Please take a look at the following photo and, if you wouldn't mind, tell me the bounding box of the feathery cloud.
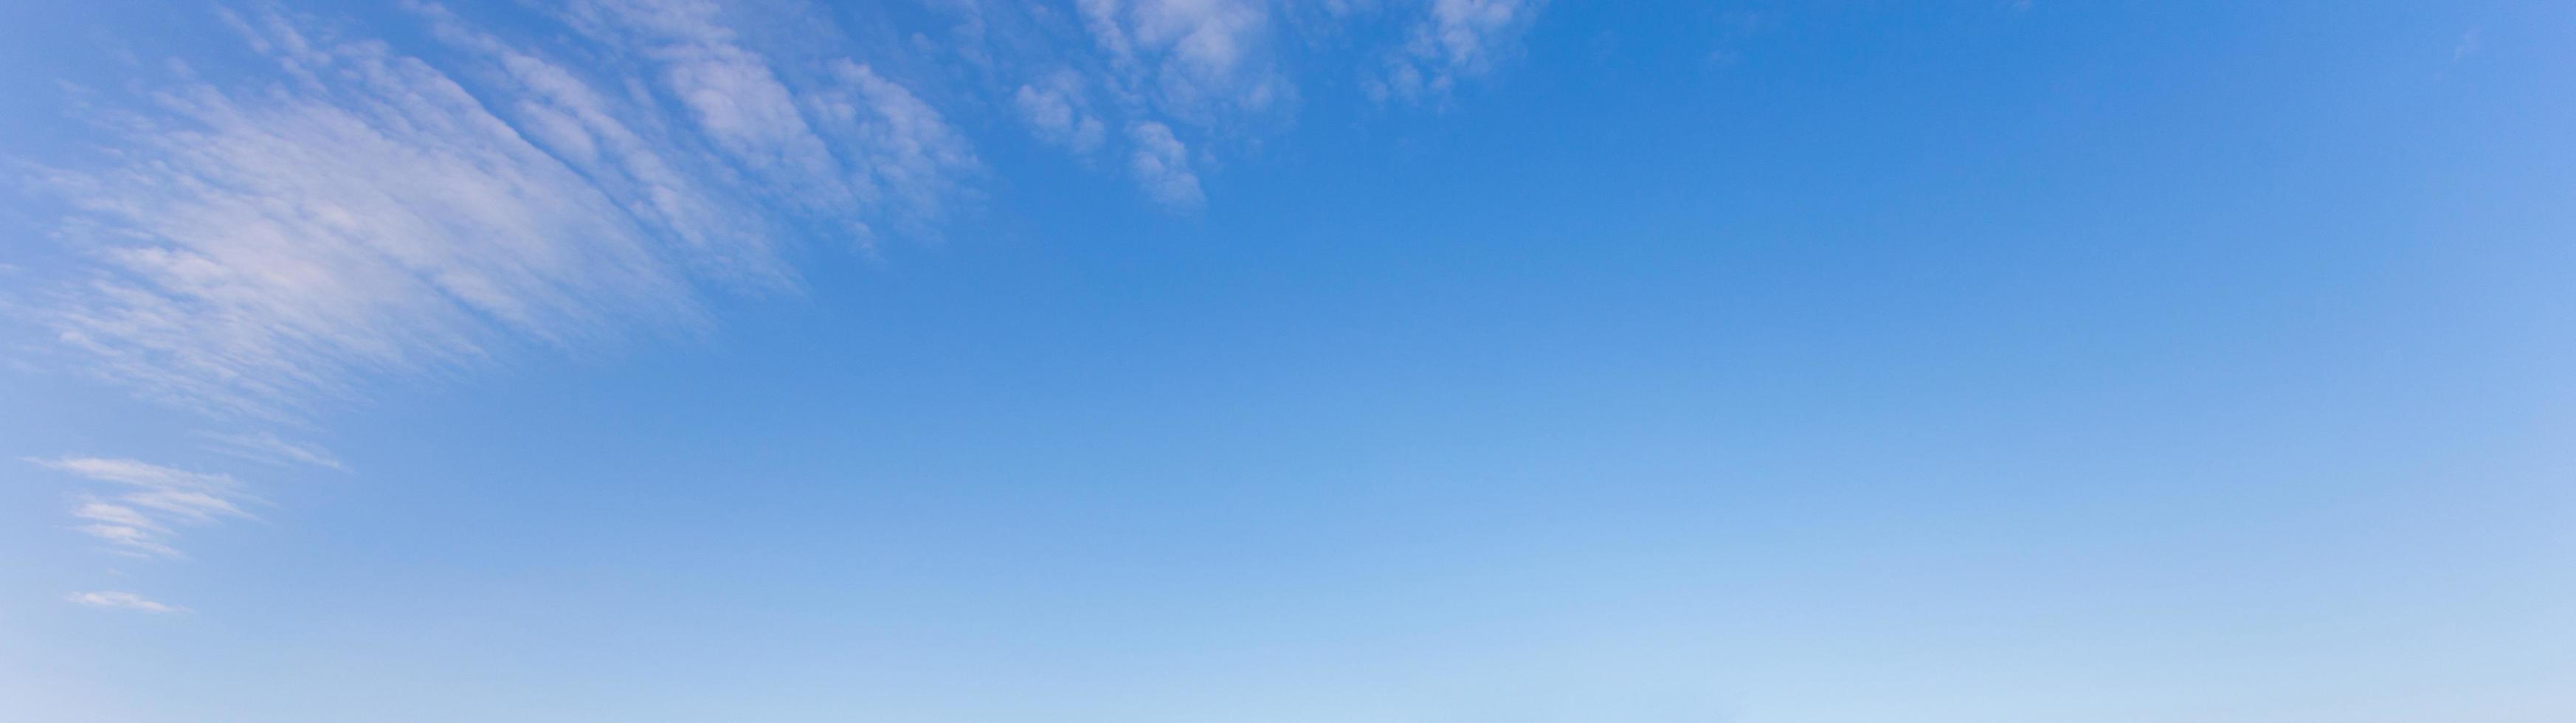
[16,0,1557,609]
[30,3,1559,420]
[32,3,978,418]
[32,457,239,493]
[32,457,258,559]
[196,431,348,471]
[65,590,185,614]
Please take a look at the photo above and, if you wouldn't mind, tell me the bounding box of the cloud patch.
[1078,0,1282,120]
[1015,69,1108,154]
[1125,121,1204,209]
[1373,0,1546,103]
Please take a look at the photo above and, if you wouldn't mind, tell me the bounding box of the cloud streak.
[66,590,186,614]
[196,430,348,471]
[33,457,258,559]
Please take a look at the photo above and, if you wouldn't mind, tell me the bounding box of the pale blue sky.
[3,1,2574,722]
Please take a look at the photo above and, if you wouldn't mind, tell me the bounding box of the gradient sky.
[3,1,2573,722]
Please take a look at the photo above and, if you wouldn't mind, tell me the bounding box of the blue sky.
[2,1,2573,721]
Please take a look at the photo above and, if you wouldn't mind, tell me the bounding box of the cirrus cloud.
[14,1,1553,608]
[32,457,258,560]
[66,590,187,614]
[32,1,980,419]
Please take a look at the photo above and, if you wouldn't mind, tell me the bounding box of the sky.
[1,0,2572,721]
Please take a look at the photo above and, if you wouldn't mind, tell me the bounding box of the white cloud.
[413,0,776,283]
[1374,0,1544,103]
[16,0,1563,605]
[69,502,184,559]
[1084,0,1278,117]
[120,489,254,524]
[75,525,184,560]
[65,590,184,614]
[1071,0,1288,131]
[32,4,980,418]
[913,1,1550,204]
[72,502,163,530]
[1126,121,1204,208]
[18,0,1569,423]
[568,0,867,220]
[809,60,981,236]
[196,430,348,471]
[1015,69,1108,154]
[41,24,693,418]
[33,457,258,559]
[32,457,238,492]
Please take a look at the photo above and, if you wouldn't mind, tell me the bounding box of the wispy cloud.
[65,590,186,614]
[69,516,183,560]
[31,457,241,493]
[71,502,164,530]
[27,3,1560,421]
[13,1,1559,614]
[32,3,979,418]
[32,457,258,559]
[196,431,348,472]
[24,2,1559,423]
